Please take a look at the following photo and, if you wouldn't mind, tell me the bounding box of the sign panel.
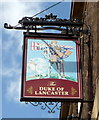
[21,33,82,102]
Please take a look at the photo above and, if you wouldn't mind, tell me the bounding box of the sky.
[1,0,71,119]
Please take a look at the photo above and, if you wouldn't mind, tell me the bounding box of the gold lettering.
[35,87,69,96]
[35,91,38,95]
[56,87,64,91]
[39,87,43,91]
[65,91,69,95]
[39,87,55,91]
[54,91,58,95]
[51,91,55,95]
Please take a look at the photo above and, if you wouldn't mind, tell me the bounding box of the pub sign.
[21,33,82,102]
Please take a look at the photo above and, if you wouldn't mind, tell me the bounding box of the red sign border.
[20,32,82,102]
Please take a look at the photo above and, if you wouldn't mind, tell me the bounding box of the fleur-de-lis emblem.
[71,87,77,96]
[27,86,33,95]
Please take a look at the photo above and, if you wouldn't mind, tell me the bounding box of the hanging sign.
[21,33,82,102]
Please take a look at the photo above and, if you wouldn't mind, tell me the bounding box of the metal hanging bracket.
[4,13,84,37]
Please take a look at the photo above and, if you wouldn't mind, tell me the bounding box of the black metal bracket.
[24,99,93,114]
[25,102,61,113]
[4,13,86,37]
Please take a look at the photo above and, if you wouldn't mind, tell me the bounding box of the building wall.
[91,79,99,119]
[71,2,99,119]
[60,2,99,119]
[82,2,99,119]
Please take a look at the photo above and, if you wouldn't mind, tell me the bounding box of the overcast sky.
[1,0,71,119]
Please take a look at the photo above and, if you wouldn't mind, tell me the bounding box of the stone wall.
[60,2,99,119]
[81,2,99,119]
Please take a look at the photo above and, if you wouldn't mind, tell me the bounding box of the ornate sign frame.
[20,32,82,102]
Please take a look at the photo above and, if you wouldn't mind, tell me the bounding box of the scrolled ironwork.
[28,102,61,113]
[30,102,42,106]
[4,13,83,36]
